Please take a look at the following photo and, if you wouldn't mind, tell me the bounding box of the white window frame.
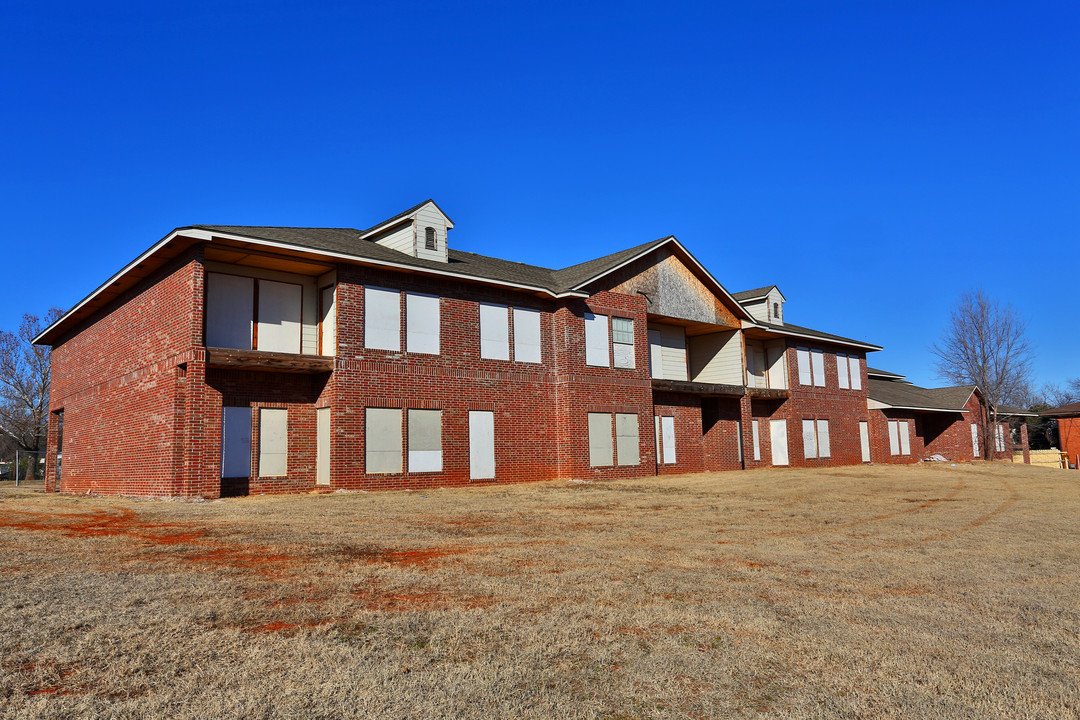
[612,317,635,369]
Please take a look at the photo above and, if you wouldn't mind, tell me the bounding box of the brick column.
[1020,423,1031,465]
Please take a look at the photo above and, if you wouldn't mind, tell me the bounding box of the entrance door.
[769,419,789,466]
[859,421,871,462]
[221,407,252,496]
[316,407,330,485]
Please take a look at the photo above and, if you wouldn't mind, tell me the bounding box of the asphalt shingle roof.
[868,379,974,412]
[1040,401,1080,417]
[731,286,777,301]
[752,320,879,350]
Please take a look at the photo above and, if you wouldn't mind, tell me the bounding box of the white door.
[469,411,495,480]
[769,420,789,466]
[971,423,980,457]
[859,421,871,462]
[222,407,252,477]
[661,416,676,464]
[316,407,330,485]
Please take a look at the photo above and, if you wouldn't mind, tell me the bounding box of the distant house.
[1040,402,1080,468]
[866,368,1030,462]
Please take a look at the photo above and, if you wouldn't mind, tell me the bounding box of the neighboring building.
[47,198,1031,499]
[1040,402,1080,468]
[866,369,1026,462]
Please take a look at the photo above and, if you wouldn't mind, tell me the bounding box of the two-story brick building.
[36,199,921,498]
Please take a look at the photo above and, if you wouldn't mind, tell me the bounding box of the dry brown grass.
[1,463,1078,719]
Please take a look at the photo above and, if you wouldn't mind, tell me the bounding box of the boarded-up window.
[316,407,330,485]
[588,413,614,467]
[770,420,788,466]
[406,292,440,355]
[584,313,610,367]
[971,423,979,456]
[796,348,812,386]
[995,425,1005,452]
[365,287,400,351]
[837,353,850,389]
[859,421,870,462]
[206,273,254,349]
[848,356,862,390]
[480,303,509,360]
[811,349,825,387]
[408,409,442,472]
[221,406,252,477]
[320,285,336,356]
[752,420,761,461]
[615,413,639,466]
[816,419,831,458]
[612,317,635,369]
[469,411,495,479]
[660,416,676,465]
[258,280,302,354]
[258,408,288,477]
[513,308,542,363]
[898,420,911,455]
[366,408,402,474]
[888,420,901,455]
[802,419,818,459]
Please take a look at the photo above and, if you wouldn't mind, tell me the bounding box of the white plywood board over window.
[206,273,253,349]
[365,287,400,351]
[258,280,302,354]
[615,413,640,466]
[408,409,443,472]
[588,413,614,467]
[316,407,330,485]
[513,308,542,363]
[480,304,510,360]
[469,411,495,479]
[259,408,288,477]
[584,313,610,367]
[366,408,402,474]
[406,292,440,355]
[770,420,789,466]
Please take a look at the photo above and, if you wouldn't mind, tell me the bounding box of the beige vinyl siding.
[205,262,320,355]
[414,205,449,263]
[647,323,688,381]
[689,330,742,385]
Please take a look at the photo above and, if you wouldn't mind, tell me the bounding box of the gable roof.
[867,367,905,380]
[868,379,974,413]
[732,285,786,303]
[1040,401,1080,418]
[358,199,454,238]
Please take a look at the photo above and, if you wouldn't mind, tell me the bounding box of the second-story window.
[773,302,779,320]
[425,226,437,251]
[795,347,826,387]
[206,272,301,354]
[584,313,610,367]
[480,304,542,363]
[612,317,635,369]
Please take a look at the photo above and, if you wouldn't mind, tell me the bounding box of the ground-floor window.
[588,413,614,467]
[769,420,789,466]
[751,420,761,461]
[588,413,641,467]
[994,425,1005,452]
[366,408,402,474]
[469,411,495,480]
[802,419,831,459]
[888,420,911,456]
[258,408,288,477]
[408,409,443,472]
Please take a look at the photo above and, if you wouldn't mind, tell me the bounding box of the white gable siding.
[414,205,449,263]
[743,299,769,323]
[370,222,414,256]
[766,289,784,324]
[689,330,742,385]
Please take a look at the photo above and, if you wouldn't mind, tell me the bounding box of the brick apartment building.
[34,200,1022,497]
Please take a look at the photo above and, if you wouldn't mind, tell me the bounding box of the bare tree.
[0,310,62,453]
[931,290,1034,460]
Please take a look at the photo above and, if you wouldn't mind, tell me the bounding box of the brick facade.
[38,212,1028,498]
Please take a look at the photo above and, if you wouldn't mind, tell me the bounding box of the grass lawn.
[1,463,1078,719]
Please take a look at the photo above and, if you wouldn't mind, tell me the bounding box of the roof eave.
[744,321,883,352]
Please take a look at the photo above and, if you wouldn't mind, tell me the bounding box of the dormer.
[359,200,453,263]
[734,285,786,325]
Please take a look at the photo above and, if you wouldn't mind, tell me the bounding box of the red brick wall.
[46,249,204,495]
[1059,418,1080,465]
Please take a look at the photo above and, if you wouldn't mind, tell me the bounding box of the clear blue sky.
[2,0,1077,389]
